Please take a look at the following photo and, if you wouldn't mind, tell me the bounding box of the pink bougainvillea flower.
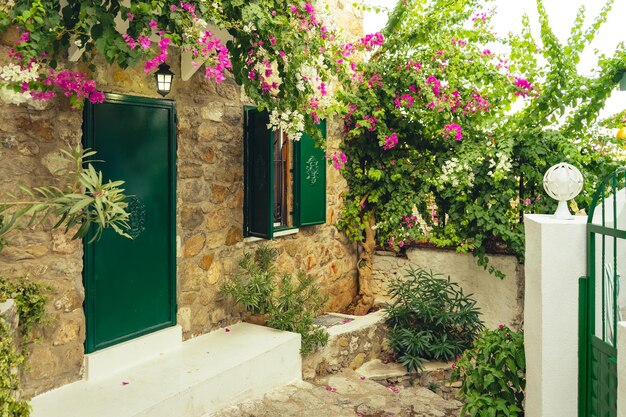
[137,36,151,50]
[359,32,384,50]
[225,327,231,332]
[327,152,347,170]
[383,132,398,150]
[122,381,130,385]
[498,324,504,329]
[387,386,400,393]
[360,376,366,381]
[514,77,534,97]
[451,363,456,369]
[89,91,106,104]
[18,31,30,44]
[122,34,136,50]
[325,386,336,392]
[443,123,463,141]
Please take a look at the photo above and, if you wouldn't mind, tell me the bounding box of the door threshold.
[85,325,182,381]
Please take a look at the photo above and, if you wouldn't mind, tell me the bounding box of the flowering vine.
[336,0,624,313]
[0,0,359,143]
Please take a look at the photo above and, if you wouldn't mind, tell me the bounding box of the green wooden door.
[83,94,177,353]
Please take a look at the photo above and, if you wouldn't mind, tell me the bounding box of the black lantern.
[155,63,174,97]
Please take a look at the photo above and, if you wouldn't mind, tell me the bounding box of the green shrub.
[385,267,484,372]
[266,271,329,355]
[221,244,329,355]
[221,245,277,315]
[451,325,526,417]
[0,276,47,417]
[0,277,47,336]
[0,321,30,417]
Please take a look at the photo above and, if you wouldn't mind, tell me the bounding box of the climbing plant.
[0,0,359,144]
[0,276,48,417]
[0,321,30,417]
[335,0,625,313]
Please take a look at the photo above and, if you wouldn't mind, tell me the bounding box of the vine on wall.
[0,0,366,144]
[0,276,47,417]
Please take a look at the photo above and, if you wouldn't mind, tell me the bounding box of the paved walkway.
[213,369,462,417]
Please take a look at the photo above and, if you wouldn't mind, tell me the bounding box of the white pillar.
[524,214,587,417]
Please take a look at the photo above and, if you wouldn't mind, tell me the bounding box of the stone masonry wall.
[372,247,525,330]
[0,4,363,397]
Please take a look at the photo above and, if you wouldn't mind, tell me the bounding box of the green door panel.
[588,336,617,417]
[83,94,177,353]
[296,121,326,227]
[244,108,274,239]
[580,170,624,417]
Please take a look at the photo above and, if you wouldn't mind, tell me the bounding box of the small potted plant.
[220,244,329,355]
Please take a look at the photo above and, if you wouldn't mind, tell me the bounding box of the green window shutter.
[296,121,327,227]
[244,108,274,239]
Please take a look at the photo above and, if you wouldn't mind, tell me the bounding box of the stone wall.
[0,5,363,397]
[372,247,524,330]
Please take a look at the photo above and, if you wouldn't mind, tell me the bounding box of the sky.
[363,0,626,120]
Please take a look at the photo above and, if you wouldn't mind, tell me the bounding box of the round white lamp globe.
[543,162,584,219]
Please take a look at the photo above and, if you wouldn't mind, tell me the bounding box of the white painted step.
[30,323,302,417]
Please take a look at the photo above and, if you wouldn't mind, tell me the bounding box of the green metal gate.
[579,168,624,417]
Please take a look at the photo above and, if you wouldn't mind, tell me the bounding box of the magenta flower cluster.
[383,132,398,150]
[327,151,347,170]
[395,93,415,108]
[514,77,534,97]
[359,32,385,51]
[29,69,105,106]
[443,123,463,141]
[144,37,171,73]
[122,33,151,51]
[199,32,232,83]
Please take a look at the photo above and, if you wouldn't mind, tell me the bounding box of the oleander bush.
[385,267,484,372]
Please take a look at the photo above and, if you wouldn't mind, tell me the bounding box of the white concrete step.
[30,323,302,417]
[86,325,184,382]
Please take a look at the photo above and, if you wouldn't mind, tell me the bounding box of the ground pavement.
[212,369,462,417]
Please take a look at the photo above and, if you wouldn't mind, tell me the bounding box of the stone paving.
[212,369,462,417]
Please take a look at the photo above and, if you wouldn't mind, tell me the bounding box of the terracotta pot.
[244,312,270,326]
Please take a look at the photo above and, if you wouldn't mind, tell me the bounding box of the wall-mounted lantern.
[155,63,174,97]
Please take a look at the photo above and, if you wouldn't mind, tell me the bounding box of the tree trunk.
[353,211,376,315]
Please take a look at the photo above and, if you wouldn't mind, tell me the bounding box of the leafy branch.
[0,146,130,251]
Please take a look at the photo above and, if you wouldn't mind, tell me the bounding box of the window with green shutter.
[244,108,326,239]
